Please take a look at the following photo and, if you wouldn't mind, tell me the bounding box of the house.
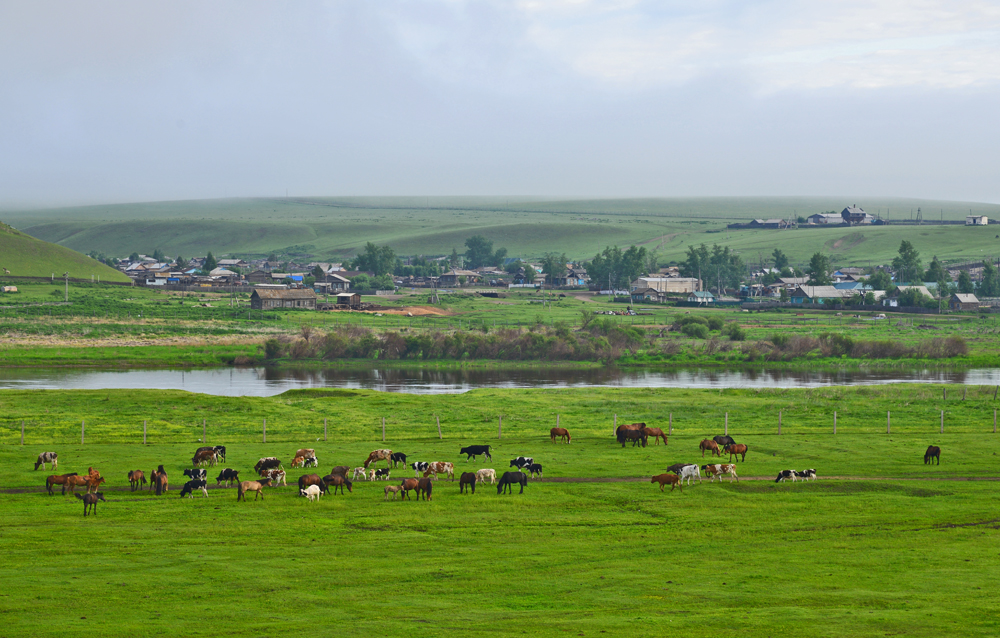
[632,288,661,302]
[439,269,480,286]
[247,270,270,284]
[335,292,361,308]
[789,286,855,304]
[807,213,844,225]
[777,276,809,288]
[631,277,700,294]
[841,206,873,225]
[687,291,714,304]
[552,268,590,286]
[751,218,792,229]
[323,273,351,291]
[209,267,238,278]
[949,293,980,311]
[882,285,934,307]
[217,259,248,269]
[249,288,317,310]
[966,215,989,226]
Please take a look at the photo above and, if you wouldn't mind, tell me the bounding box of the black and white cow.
[255,457,282,475]
[795,469,817,481]
[460,445,492,461]
[183,468,207,481]
[213,445,227,462]
[390,452,407,468]
[180,479,208,498]
[526,463,543,478]
[374,468,390,480]
[411,461,429,477]
[509,456,533,469]
[215,468,239,487]
[303,456,319,468]
[775,470,796,483]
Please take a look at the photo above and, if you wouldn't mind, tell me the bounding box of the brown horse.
[45,472,78,495]
[326,474,352,495]
[75,492,106,516]
[550,427,571,444]
[700,439,721,457]
[153,465,169,495]
[616,423,647,447]
[329,466,350,477]
[127,470,146,491]
[924,445,941,465]
[63,474,104,494]
[724,443,748,462]
[643,427,667,445]
[399,478,419,500]
[459,472,476,494]
[416,477,433,501]
[237,478,272,501]
[650,473,682,492]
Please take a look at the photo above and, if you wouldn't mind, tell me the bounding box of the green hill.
[0,221,129,282]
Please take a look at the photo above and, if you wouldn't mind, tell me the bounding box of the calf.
[215,468,240,487]
[924,446,941,465]
[303,456,319,468]
[701,464,738,483]
[422,462,455,481]
[260,469,286,486]
[509,457,533,470]
[475,468,497,485]
[183,468,207,481]
[795,469,817,481]
[34,451,58,471]
[411,461,430,477]
[195,446,226,463]
[300,484,322,502]
[460,445,493,461]
[459,472,477,494]
[290,456,307,469]
[390,452,407,468]
[254,457,282,475]
[75,492,105,516]
[526,463,543,478]
[374,468,390,480]
[352,467,368,481]
[237,478,271,501]
[180,479,209,498]
[497,471,527,495]
[677,464,701,486]
[650,474,682,492]
[775,470,796,483]
[384,485,403,501]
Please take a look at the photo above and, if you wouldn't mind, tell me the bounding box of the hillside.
[0,221,128,282]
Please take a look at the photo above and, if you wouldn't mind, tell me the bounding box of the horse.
[497,471,527,495]
[700,439,721,457]
[237,478,272,501]
[399,478,420,500]
[550,427,571,443]
[63,474,103,495]
[298,474,328,495]
[384,485,404,500]
[924,445,941,465]
[650,474,682,492]
[723,443,748,463]
[326,474,352,495]
[643,427,667,445]
[153,466,169,495]
[45,472,78,495]
[34,452,58,471]
[459,472,477,494]
[615,423,647,448]
[416,477,433,501]
[329,466,350,478]
[127,470,146,491]
[75,492,105,516]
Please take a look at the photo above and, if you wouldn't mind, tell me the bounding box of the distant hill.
[0,221,128,282]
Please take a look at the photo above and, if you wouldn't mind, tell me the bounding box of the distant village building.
[250,288,317,310]
[841,206,874,225]
[949,293,979,311]
[966,215,989,226]
[630,277,700,294]
[807,213,844,225]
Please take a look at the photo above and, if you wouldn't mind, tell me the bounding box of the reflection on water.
[0,366,998,397]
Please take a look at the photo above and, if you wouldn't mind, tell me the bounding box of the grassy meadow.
[0,222,128,281]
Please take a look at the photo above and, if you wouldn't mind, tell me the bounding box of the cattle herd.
[29,430,946,515]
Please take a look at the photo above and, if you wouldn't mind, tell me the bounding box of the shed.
[966,215,989,226]
[949,293,979,311]
[335,292,361,307]
[250,288,317,310]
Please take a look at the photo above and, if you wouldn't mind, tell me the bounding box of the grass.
[0,222,128,281]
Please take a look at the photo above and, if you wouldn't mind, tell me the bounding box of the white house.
[966,215,989,226]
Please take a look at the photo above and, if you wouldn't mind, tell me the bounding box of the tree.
[779,266,792,278]
[645,250,660,275]
[175,255,188,270]
[679,244,744,292]
[867,270,893,292]
[772,249,789,271]
[779,287,789,302]
[679,244,710,284]
[979,261,1000,297]
[864,291,876,305]
[892,240,922,285]
[152,248,165,262]
[897,287,932,307]
[449,248,462,270]
[806,252,832,286]
[958,270,974,294]
[204,252,218,271]
[129,252,140,262]
[312,265,326,279]
[924,256,946,282]
[352,242,396,276]
[540,253,568,283]
[464,235,494,269]
[267,253,278,262]
[584,245,648,290]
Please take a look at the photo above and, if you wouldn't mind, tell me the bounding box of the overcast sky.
[2,0,999,207]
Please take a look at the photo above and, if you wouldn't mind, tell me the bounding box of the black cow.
[374,468,390,480]
[775,470,796,483]
[509,457,533,469]
[215,468,239,487]
[713,435,736,448]
[411,461,429,477]
[460,445,492,461]
[180,479,208,498]
[183,468,207,481]
[498,471,527,495]
[390,453,407,468]
[254,457,281,475]
[526,463,543,478]
[213,445,227,462]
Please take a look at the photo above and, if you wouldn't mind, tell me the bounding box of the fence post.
[556,414,560,429]
[887,411,891,434]
[498,415,502,439]
[324,418,327,442]
[263,418,266,443]
[941,410,944,434]
[81,420,85,444]
[668,413,672,435]
[833,411,837,435]
[382,417,386,442]
[437,415,442,439]
[21,420,24,445]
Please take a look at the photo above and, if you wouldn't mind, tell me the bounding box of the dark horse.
[924,445,941,465]
[616,423,647,448]
[497,471,527,495]
[75,492,105,517]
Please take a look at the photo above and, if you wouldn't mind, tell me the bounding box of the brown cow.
[650,474,682,492]
[459,472,476,494]
[416,477,433,501]
[701,464,738,482]
[400,478,420,500]
[723,443,748,462]
[237,478,271,501]
[924,446,941,465]
[127,470,146,491]
[700,439,721,457]
[422,462,455,480]
[550,427,571,443]
[45,472,78,495]
[363,449,393,469]
[192,449,217,467]
[290,456,306,468]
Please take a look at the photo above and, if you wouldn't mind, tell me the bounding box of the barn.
[250,288,317,310]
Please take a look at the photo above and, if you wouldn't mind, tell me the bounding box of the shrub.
[723,322,746,341]
[707,316,724,331]
[681,323,709,339]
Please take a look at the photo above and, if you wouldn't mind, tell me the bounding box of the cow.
[550,428,571,444]
[399,478,420,500]
[303,456,319,468]
[411,461,430,477]
[390,452,407,468]
[384,485,403,501]
[498,471,527,495]
[180,479,209,498]
[75,492,105,516]
[237,478,271,501]
[326,474,352,495]
[298,474,328,495]
[701,464,738,483]
[775,470,796,483]
[127,470,146,491]
[700,439,721,458]
[475,468,497,485]
[363,449,392,469]
[300,485,322,502]
[215,468,240,487]
[677,464,701,486]
[924,446,941,465]
[460,445,493,461]
[192,449,217,467]
[183,468,207,481]
[423,462,455,481]
[290,456,307,469]
[45,472,78,495]
[295,448,315,460]
[254,457,282,475]
[526,463,543,478]
[260,469,286,486]
[615,423,647,447]
[796,469,817,481]
[713,435,736,448]
[416,477,433,501]
[352,467,368,481]
[666,463,691,474]
[650,474,682,492]
[195,446,226,463]
[329,466,350,478]
[723,443,748,463]
[509,457,533,469]
[374,468,390,480]
[459,472,476,494]
[34,452,58,471]
[643,427,667,445]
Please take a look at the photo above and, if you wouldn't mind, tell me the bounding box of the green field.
[2,385,1000,637]
[0,222,128,282]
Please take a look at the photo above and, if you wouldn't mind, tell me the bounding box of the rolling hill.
[0,221,129,282]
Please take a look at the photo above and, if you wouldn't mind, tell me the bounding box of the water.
[0,366,998,397]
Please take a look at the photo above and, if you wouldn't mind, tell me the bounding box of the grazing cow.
[795,469,817,481]
[363,449,393,469]
[75,492,105,516]
[925,446,941,465]
[298,474,328,495]
[643,427,667,445]
[650,473,682,492]
[509,457,533,469]
[45,472,78,495]
[416,477,433,501]
[260,469,287,486]
[497,471,527,495]
[677,464,701,486]
[700,439,721,458]
[526,463,543,478]
[303,456,319,468]
[237,478,271,501]
[374,468,390,480]
[127,470,146,491]
[666,463,691,474]
[475,468,497,485]
[713,435,736,448]
[192,449,217,467]
[384,485,403,501]
[183,468,207,481]
[723,443,748,463]
[290,456,307,469]
[153,466,169,495]
[615,423,647,447]
[254,457,282,475]
[460,445,493,461]
[34,452,58,471]
[411,461,430,477]
[295,448,316,460]
[195,446,226,462]
[390,452,407,468]
[701,464,738,483]
[300,485,322,502]
[775,470,796,483]
[329,466,350,478]
[352,467,368,481]
[180,479,209,498]
[399,478,420,500]
[215,468,240,487]
[422,462,455,481]
[550,428,571,444]
[327,474,352,495]
[459,472,477,494]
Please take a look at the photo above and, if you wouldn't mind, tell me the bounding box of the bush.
[681,323,709,339]
[707,316,724,331]
[722,322,746,341]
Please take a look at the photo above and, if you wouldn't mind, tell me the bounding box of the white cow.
[300,484,322,502]
[678,464,701,486]
[701,464,738,483]
[475,468,497,485]
[352,467,368,481]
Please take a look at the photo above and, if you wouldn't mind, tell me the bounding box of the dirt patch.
[829,232,866,251]
[378,306,456,317]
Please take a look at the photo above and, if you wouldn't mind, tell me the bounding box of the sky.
[1,0,999,206]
